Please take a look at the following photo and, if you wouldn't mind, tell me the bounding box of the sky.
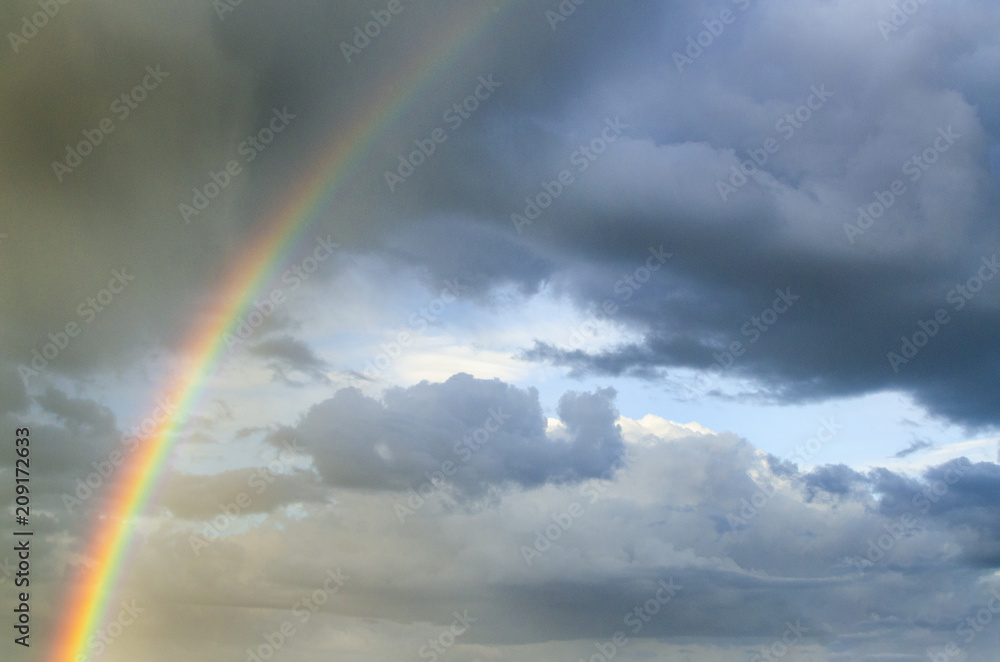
[2,0,1000,661]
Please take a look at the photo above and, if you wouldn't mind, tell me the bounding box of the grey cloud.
[0,364,28,416]
[803,463,866,500]
[5,0,997,435]
[35,387,116,434]
[275,373,624,498]
[160,467,328,520]
[118,414,1000,660]
[358,0,1000,432]
[894,437,934,458]
[248,334,330,384]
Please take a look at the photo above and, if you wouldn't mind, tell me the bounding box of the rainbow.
[48,3,519,660]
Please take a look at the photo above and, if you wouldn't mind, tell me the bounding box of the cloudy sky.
[2,0,1000,660]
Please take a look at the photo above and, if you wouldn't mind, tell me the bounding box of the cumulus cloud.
[270,373,624,499]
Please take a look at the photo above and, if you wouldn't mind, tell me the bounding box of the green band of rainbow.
[49,4,517,660]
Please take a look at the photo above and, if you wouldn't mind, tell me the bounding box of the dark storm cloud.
[814,457,1000,569]
[354,0,1000,432]
[35,387,117,434]
[802,463,866,500]
[2,0,998,438]
[380,217,554,301]
[270,372,624,498]
[444,3,1000,434]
